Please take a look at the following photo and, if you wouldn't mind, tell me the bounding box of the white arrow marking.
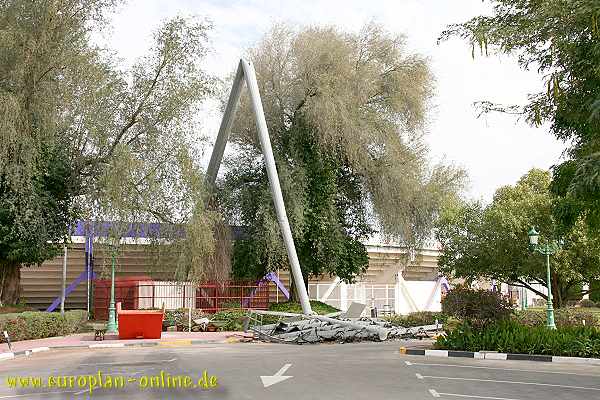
[405,361,412,366]
[260,363,293,388]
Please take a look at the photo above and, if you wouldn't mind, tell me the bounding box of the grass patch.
[268,300,339,315]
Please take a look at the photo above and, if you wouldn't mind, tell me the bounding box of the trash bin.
[116,302,164,339]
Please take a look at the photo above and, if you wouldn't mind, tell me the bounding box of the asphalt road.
[1,341,600,399]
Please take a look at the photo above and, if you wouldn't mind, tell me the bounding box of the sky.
[99,0,567,203]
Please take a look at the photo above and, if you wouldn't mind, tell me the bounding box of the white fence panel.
[310,280,441,315]
[396,281,441,315]
[136,281,196,310]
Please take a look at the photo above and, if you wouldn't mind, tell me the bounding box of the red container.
[116,302,164,339]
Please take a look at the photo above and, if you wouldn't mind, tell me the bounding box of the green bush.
[210,310,247,331]
[442,286,513,328]
[385,312,447,327]
[163,308,207,330]
[436,319,600,358]
[0,310,87,342]
[515,308,599,327]
[268,301,339,315]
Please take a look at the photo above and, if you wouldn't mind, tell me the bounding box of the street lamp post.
[106,251,118,333]
[527,227,560,330]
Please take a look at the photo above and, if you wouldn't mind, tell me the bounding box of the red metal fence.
[93,278,270,320]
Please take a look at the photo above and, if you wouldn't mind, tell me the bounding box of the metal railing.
[93,279,270,320]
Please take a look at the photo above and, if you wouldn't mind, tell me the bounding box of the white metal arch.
[206,59,313,315]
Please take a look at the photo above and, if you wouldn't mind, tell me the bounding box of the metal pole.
[188,285,192,333]
[241,60,313,315]
[545,248,556,329]
[60,244,67,315]
[106,252,118,333]
[206,62,245,187]
[86,237,91,318]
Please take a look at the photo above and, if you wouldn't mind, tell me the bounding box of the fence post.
[340,282,348,311]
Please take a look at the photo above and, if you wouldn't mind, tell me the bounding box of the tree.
[0,0,221,303]
[438,0,600,233]
[219,23,465,289]
[436,169,600,307]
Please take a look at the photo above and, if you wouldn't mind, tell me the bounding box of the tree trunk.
[0,260,21,306]
[287,268,310,304]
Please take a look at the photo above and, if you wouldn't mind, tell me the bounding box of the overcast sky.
[101,0,567,203]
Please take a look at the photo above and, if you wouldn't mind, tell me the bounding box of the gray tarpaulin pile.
[244,305,442,344]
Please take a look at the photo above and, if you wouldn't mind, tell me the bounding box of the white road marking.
[429,388,441,397]
[79,358,176,366]
[435,393,521,400]
[420,375,600,391]
[416,373,424,379]
[74,389,89,395]
[260,363,293,388]
[0,391,76,399]
[405,361,600,377]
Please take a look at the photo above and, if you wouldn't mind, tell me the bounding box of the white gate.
[309,276,443,315]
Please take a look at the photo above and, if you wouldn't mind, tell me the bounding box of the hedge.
[436,319,600,358]
[0,310,87,342]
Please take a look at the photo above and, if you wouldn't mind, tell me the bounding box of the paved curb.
[0,337,249,363]
[399,347,600,365]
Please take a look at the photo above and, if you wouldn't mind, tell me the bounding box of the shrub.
[579,299,597,308]
[385,312,447,327]
[442,286,513,328]
[436,319,600,358]
[515,309,599,327]
[163,308,207,330]
[210,310,247,331]
[0,310,87,342]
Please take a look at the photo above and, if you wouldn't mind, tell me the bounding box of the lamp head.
[528,227,539,246]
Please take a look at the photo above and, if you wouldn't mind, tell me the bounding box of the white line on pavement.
[416,373,424,379]
[420,375,600,391]
[0,391,76,399]
[406,361,600,377]
[429,389,441,397]
[435,392,522,400]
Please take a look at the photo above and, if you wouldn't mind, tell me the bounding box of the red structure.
[93,278,270,320]
[116,302,164,339]
[93,276,151,320]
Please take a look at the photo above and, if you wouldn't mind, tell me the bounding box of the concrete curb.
[400,347,600,365]
[0,337,248,362]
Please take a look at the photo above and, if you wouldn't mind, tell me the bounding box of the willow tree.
[438,0,600,234]
[218,23,464,288]
[0,0,222,304]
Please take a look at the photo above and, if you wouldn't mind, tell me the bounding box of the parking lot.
[1,341,600,399]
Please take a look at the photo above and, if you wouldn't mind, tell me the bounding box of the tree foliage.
[219,23,465,284]
[436,169,600,307]
[439,0,600,232]
[0,0,223,302]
